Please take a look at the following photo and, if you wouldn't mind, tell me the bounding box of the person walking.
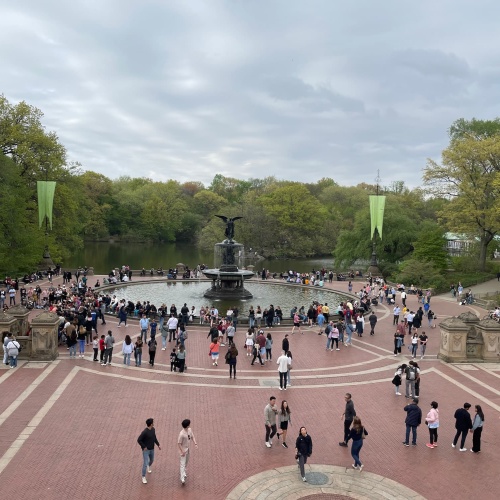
[470,405,484,453]
[265,333,273,362]
[77,324,86,359]
[139,314,150,343]
[346,416,368,470]
[286,350,293,386]
[282,334,289,355]
[209,337,220,367]
[403,398,422,446]
[276,400,292,448]
[101,330,114,365]
[167,314,178,343]
[452,403,473,451]
[419,332,428,359]
[264,396,278,448]
[122,334,133,366]
[291,312,302,335]
[425,401,439,448]
[134,336,143,366]
[344,320,354,346]
[137,417,161,484]
[394,330,404,356]
[295,426,312,482]
[339,393,356,447]
[176,345,186,373]
[148,337,157,367]
[410,333,419,358]
[368,312,377,336]
[227,343,238,379]
[277,351,291,390]
[177,419,198,485]
[393,304,401,325]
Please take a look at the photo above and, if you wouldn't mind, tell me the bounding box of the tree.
[0,95,67,180]
[424,119,500,270]
[333,198,418,268]
[411,221,448,270]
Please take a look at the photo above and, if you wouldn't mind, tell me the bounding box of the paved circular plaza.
[0,276,499,499]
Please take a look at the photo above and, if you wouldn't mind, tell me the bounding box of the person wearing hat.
[403,398,422,446]
[452,403,473,451]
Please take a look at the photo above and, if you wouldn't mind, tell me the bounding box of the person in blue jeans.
[403,398,422,446]
[137,418,161,484]
[346,416,368,470]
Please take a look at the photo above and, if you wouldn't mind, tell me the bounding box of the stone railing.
[438,311,500,363]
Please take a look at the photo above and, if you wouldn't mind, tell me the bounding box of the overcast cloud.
[1,0,499,188]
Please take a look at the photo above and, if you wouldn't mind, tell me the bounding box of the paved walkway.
[1,275,499,499]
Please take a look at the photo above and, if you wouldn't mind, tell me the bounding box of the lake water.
[65,242,335,275]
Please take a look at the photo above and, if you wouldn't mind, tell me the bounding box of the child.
[170,347,177,372]
[92,335,99,361]
[148,336,157,367]
[99,335,105,363]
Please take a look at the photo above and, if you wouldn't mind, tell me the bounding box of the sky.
[1,0,499,189]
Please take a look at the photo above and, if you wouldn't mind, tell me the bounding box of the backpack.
[149,341,156,352]
[407,366,416,380]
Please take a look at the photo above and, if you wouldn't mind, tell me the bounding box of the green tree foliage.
[258,183,329,257]
[0,154,45,273]
[0,95,67,180]
[424,118,500,271]
[411,221,448,270]
[333,196,418,268]
[394,259,447,290]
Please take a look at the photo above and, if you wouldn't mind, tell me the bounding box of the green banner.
[369,195,386,239]
[37,181,57,229]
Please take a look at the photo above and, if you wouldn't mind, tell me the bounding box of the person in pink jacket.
[425,401,439,448]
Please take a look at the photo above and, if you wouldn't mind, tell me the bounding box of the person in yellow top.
[322,303,330,323]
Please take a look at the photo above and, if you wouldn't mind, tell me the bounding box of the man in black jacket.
[137,418,161,484]
[403,398,422,446]
[339,393,356,447]
[452,402,473,451]
[282,334,289,354]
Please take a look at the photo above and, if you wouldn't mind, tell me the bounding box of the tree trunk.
[479,233,493,272]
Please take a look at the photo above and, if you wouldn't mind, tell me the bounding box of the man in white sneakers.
[177,418,198,485]
[264,396,278,447]
[137,418,161,484]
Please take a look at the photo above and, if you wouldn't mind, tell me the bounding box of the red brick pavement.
[0,277,498,499]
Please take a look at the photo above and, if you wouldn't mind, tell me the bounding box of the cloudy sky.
[1,0,499,188]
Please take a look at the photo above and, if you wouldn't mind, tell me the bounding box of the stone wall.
[438,311,500,363]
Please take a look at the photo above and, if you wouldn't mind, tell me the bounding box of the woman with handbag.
[346,416,368,470]
[295,426,312,482]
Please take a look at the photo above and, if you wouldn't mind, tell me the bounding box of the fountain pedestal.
[203,239,254,299]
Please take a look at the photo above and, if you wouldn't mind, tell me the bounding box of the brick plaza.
[0,277,499,499]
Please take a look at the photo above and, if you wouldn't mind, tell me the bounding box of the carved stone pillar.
[6,305,31,336]
[438,317,469,363]
[30,311,59,361]
[0,311,18,336]
[476,319,500,362]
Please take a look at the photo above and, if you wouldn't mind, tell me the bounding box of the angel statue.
[214,215,243,241]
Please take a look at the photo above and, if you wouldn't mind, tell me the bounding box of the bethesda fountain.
[203,215,254,299]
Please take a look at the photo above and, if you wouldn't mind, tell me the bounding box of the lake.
[64,242,335,275]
